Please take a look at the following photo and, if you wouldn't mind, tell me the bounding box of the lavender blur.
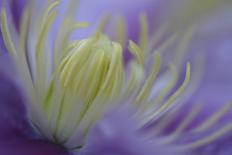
[0,0,232,155]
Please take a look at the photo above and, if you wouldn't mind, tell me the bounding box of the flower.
[0,0,232,155]
[0,0,190,147]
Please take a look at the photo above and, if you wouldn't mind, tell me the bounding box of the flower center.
[0,0,198,151]
[59,34,124,104]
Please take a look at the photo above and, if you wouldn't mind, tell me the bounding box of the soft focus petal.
[165,0,232,30]
[194,12,232,104]
[186,6,232,121]
[0,1,7,55]
[0,30,7,55]
[0,139,69,155]
[174,123,232,155]
[82,106,181,155]
[10,0,27,30]
[196,132,232,155]
[76,0,167,39]
[1,0,232,154]
[162,2,232,132]
[0,58,32,139]
[0,60,69,155]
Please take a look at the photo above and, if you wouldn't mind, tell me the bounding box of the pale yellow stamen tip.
[59,34,124,103]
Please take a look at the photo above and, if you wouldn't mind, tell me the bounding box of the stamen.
[129,40,144,65]
[173,103,203,134]
[54,0,80,67]
[194,102,232,132]
[139,13,148,53]
[99,43,124,96]
[35,11,57,99]
[40,0,60,27]
[59,38,96,87]
[140,64,178,114]
[147,23,169,53]
[60,22,89,59]
[52,33,125,144]
[179,53,204,105]
[152,64,178,105]
[96,15,111,33]
[149,102,202,145]
[70,22,89,29]
[116,16,127,47]
[156,33,179,54]
[16,8,34,86]
[125,61,144,96]
[136,53,161,103]
[179,124,232,150]
[0,9,17,57]
[1,1,205,152]
[174,26,195,67]
[143,63,191,123]
[36,10,57,65]
[152,106,181,135]
[154,63,191,115]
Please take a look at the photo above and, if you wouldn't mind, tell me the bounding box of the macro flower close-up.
[0,0,232,155]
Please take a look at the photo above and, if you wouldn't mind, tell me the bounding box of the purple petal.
[82,106,181,155]
[0,139,70,155]
[175,123,232,155]
[193,35,232,103]
[196,132,232,155]
[0,62,69,155]
[184,7,232,118]
[0,30,7,55]
[0,63,32,139]
[10,0,28,30]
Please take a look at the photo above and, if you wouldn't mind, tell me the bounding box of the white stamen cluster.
[1,0,231,152]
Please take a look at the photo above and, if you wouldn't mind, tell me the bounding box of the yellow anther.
[116,16,127,47]
[129,40,144,65]
[139,13,148,53]
[58,33,124,108]
[41,0,60,27]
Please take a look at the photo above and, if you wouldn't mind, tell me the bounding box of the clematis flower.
[0,0,232,155]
